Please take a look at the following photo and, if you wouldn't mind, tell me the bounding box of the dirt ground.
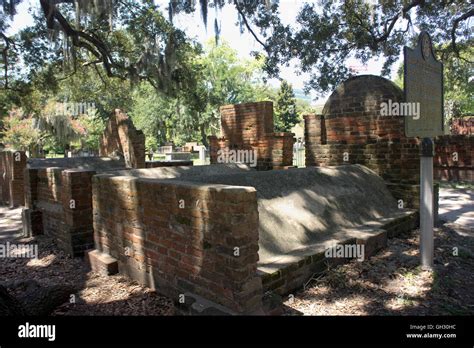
[283,223,474,315]
[0,208,174,315]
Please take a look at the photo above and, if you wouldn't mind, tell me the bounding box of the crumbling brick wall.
[434,135,473,182]
[92,175,263,314]
[22,157,126,255]
[304,75,424,209]
[0,150,27,207]
[209,102,294,170]
[23,167,96,255]
[99,109,146,169]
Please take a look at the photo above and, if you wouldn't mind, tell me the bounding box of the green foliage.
[259,1,473,96]
[130,82,176,149]
[274,80,298,132]
[129,40,270,148]
[77,109,105,151]
[443,48,474,119]
[1,109,41,151]
[2,0,473,99]
[393,45,473,120]
[2,0,471,150]
[34,100,84,146]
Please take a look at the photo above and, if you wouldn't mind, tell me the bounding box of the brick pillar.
[22,168,43,237]
[61,169,96,256]
[304,114,325,167]
[10,151,27,207]
[24,168,38,209]
[0,150,27,206]
[271,132,295,169]
[99,109,146,169]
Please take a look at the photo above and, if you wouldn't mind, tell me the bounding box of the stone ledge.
[85,249,119,276]
[257,210,418,296]
[175,292,238,316]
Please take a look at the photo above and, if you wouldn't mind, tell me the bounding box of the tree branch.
[0,32,16,89]
[451,7,474,58]
[233,0,268,50]
[375,0,424,44]
[38,0,126,79]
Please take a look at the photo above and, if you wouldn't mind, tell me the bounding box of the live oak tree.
[1,0,472,130]
[2,1,473,95]
[254,0,473,95]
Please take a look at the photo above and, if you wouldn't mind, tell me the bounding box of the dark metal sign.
[404,32,444,138]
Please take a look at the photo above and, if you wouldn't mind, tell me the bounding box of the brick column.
[22,168,43,237]
[61,169,96,256]
[10,151,27,207]
[0,150,27,206]
[304,114,325,166]
[271,132,295,169]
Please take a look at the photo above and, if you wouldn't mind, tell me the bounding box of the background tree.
[274,80,298,132]
[193,40,268,145]
[1,1,472,151]
[1,108,41,153]
[130,81,176,150]
[443,46,473,120]
[393,44,473,124]
[129,40,270,148]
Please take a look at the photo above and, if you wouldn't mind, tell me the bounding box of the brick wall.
[23,157,125,254]
[451,117,473,135]
[209,101,294,170]
[220,102,274,143]
[23,167,96,255]
[92,175,263,314]
[434,135,473,182]
[0,150,27,207]
[99,109,146,169]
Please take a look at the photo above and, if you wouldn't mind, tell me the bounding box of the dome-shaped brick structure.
[323,75,404,117]
[322,75,405,144]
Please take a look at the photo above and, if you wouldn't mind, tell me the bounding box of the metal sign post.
[404,32,444,270]
[420,138,434,269]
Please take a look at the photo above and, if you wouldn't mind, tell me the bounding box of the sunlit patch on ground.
[284,224,474,315]
[26,254,56,267]
[0,224,175,316]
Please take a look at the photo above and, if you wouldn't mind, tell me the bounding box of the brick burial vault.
[85,97,424,314]
[90,163,418,314]
[3,80,468,314]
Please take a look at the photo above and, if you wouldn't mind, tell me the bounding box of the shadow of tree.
[284,225,474,316]
[0,225,175,316]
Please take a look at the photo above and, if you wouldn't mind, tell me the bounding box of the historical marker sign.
[404,32,444,138]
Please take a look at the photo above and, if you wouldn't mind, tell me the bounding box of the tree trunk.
[200,123,209,148]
